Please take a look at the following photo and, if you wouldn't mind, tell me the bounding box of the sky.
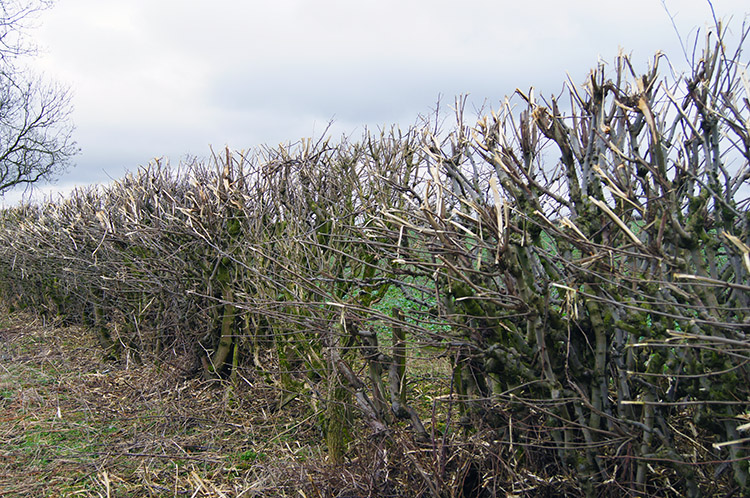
[2,0,748,205]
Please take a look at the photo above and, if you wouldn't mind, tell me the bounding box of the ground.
[0,312,335,497]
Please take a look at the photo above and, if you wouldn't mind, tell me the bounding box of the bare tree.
[0,0,76,195]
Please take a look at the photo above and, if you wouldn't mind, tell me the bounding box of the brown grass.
[0,312,339,497]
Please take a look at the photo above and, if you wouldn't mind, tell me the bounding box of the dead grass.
[0,312,338,497]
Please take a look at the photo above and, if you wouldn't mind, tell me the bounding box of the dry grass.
[0,312,336,497]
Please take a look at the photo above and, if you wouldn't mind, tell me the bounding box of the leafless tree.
[0,0,76,194]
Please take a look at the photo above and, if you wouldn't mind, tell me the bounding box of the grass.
[370,277,452,345]
[0,313,335,497]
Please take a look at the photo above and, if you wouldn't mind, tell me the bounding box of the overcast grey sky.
[3,0,748,204]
